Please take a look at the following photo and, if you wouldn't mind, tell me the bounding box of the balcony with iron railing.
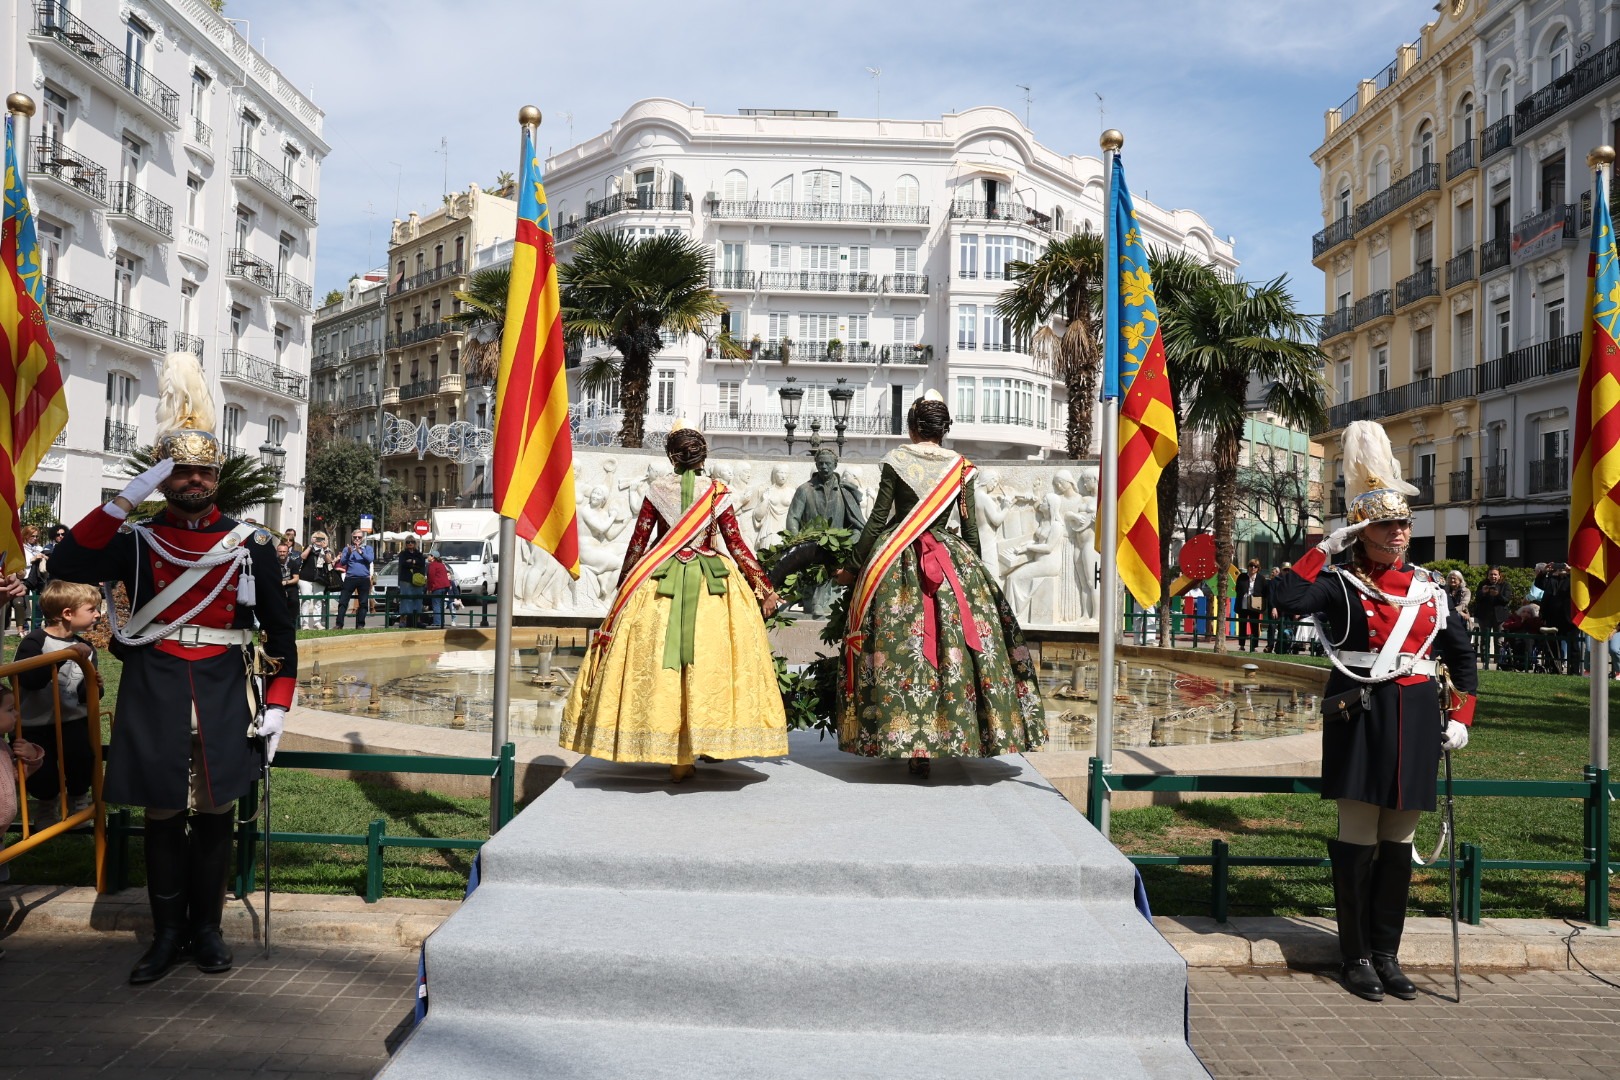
[1330,483,1347,516]
[1449,468,1474,503]
[1477,332,1582,394]
[386,321,457,349]
[1410,476,1436,507]
[226,248,276,292]
[1318,367,1478,434]
[1515,38,1620,135]
[107,180,173,240]
[43,277,165,352]
[757,271,883,294]
[30,4,179,126]
[709,199,928,225]
[273,273,313,311]
[340,389,380,412]
[1395,265,1438,308]
[888,273,929,295]
[1318,306,1354,341]
[231,147,317,224]
[396,379,436,401]
[1509,203,1577,265]
[1479,235,1512,275]
[709,270,756,290]
[700,411,900,435]
[1312,215,1356,259]
[739,342,932,366]
[948,201,1052,232]
[393,260,465,295]
[1352,289,1393,326]
[173,331,204,359]
[1484,463,1508,499]
[1445,248,1476,289]
[220,350,307,398]
[1446,140,1476,180]
[188,116,212,153]
[1479,116,1514,160]
[1526,455,1570,495]
[1353,163,1438,231]
[585,190,692,220]
[29,136,107,204]
[102,418,139,455]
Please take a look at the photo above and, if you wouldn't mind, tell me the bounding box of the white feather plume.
[154,351,214,434]
[1341,420,1418,502]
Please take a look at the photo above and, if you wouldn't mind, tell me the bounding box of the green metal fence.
[1085,759,1616,927]
[297,591,498,630]
[101,744,518,904]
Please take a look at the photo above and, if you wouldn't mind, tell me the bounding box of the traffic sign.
[414,520,430,537]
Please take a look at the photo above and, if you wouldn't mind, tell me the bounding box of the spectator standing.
[298,531,334,628]
[1445,571,1472,625]
[10,525,42,636]
[1535,562,1578,671]
[277,542,302,615]
[397,538,427,629]
[426,552,453,628]
[1473,566,1513,666]
[335,530,375,629]
[1237,558,1268,652]
[14,580,103,824]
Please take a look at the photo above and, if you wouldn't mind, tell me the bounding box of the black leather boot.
[129,813,191,985]
[1370,840,1419,1000]
[1327,839,1383,1002]
[186,811,236,974]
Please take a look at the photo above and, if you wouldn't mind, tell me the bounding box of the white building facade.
[6,0,325,528]
[543,99,1236,461]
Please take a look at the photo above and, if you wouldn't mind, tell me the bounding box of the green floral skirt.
[840,527,1046,758]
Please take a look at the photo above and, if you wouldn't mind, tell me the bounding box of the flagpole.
[7,92,33,184]
[1590,144,1616,775]
[1095,128,1125,839]
[490,105,540,829]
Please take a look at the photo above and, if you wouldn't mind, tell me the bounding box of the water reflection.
[303,641,1324,751]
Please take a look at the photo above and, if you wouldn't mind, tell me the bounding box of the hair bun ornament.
[923,388,944,402]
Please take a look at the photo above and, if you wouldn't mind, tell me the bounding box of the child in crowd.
[14,580,102,825]
[0,685,45,885]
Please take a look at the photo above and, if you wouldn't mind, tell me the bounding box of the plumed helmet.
[1341,420,1418,525]
[153,351,222,468]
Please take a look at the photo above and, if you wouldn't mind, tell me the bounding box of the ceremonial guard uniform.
[49,352,297,984]
[1271,421,1476,1002]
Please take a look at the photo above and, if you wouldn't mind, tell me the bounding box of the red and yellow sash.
[842,458,973,694]
[581,481,726,689]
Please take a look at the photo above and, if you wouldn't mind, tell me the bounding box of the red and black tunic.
[48,505,298,810]
[1271,546,1477,812]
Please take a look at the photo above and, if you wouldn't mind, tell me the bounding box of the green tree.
[321,288,344,308]
[304,439,385,539]
[446,266,510,383]
[122,448,284,519]
[1160,275,1327,652]
[996,228,1105,458]
[492,170,516,197]
[559,230,727,448]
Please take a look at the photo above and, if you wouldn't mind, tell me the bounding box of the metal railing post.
[234,783,259,898]
[1086,755,1107,826]
[1585,766,1612,927]
[365,818,386,903]
[497,742,517,829]
[1212,839,1230,924]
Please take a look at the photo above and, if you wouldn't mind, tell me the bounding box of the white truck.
[429,508,501,596]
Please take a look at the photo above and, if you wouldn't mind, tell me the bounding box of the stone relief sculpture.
[1048,471,1086,623]
[1069,472,1099,622]
[1002,496,1062,624]
[752,465,795,549]
[575,484,632,605]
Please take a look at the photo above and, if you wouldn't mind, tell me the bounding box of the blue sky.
[240,0,1429,309]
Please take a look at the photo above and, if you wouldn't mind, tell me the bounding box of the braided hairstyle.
[906,397,952,442]
[664,427,708,473]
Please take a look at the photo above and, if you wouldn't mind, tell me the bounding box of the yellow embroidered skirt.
[560,560,789,764]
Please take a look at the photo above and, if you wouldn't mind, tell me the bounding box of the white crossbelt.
[1332,650,1437,677]
[143,622,256,648]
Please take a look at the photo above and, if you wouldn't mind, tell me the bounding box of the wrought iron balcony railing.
[1479,116,1514,160]
[709,199,928,225]
[103,418,139,454]
[1395,265,1438,308]
[394,260,465,294]
[1312,216,1356,258]
[43,276,165,351]
[887,272,929,295]
[700,411,899,435]
[757,270,882,293]
[746,343,931,365]
[1479,236,1512,274]
[227,248,276,290]
[1526,455,1570,495]
[948,201,1052,232]
[29,136,107,202]
[220,349,307,397]
[1448,468,1474,503]
[231,147,317,224]
[1446,140,1475,180]
[173,331,204,359]
[1410,476,1436,506]
[340,389,380,412]
[1352,289,1393,326]
[1353,163,1438,231]
[585,190,692,220]
[1483,463,1507,499]
[1445,248,1476,289]
[274,273,313,310]
[396,379,436,400]
[30,3,179,125]
[386,321,457,349]
[190,116,211,147]
[107,181,173,238]
[1515,38,1620,134]
[1477,332,1582,394]
[709,270,756,290]
[1318,307,1354,341]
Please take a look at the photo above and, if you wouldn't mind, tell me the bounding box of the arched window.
[803,169,840,203]
[1550,27,1571,82]
[1496,70,1513,121]
[894,174,920,206]
[847,176,872,204]
[721,168,748,202]
[1414,121,1434,169]
[770,174,793,201]
[1456,93,1474,146]
[1369,150,1390,194]
[1052,206,1065,233]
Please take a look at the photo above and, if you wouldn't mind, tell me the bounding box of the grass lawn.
[1112,659,1620,920]
[3,628,496,901]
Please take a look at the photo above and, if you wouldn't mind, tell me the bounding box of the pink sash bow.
[917,532,983,668]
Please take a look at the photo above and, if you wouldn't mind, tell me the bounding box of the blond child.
[14,580,101,822]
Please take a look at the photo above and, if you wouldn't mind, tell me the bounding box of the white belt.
[147,622,256,648]
[1334,650,1437,677]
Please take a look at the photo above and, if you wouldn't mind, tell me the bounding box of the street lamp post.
[258,441,287,529]
[378,475,393,534]
[777,377,804,457]
[828,378,854,455]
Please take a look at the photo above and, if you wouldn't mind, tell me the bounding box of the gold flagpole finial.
[518,105,541,128]
[1589,145,1616,170]
[6,93,35,117]
[1100,129,1124,152]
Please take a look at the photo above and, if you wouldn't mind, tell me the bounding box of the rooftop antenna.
[560,110,574,144]
[867,67,882,118]
[436,136,449,198]
[1017,84,1033,128]
[1095,92,1105,135]
[386,160,403,220]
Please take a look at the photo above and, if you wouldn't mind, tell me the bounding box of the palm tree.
[1161,275,1327,652]
[445,266,510,383]
[122,448,285,519]
[491,170,515,197]
[560,230,727,448]
[997,229,1105,458]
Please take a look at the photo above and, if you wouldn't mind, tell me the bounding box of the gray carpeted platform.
[381,733,1205,1078]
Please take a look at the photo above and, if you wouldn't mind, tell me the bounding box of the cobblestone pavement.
[1191,967,1620,1079]
[2,927,1617,1078]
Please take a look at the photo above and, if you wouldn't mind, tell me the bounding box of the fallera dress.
[561,470,789,765]
[840,443,1045,759]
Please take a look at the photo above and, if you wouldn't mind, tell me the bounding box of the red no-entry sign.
[414,520,430,536]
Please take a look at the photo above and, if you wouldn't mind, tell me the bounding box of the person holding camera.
[1473,566,1513,668]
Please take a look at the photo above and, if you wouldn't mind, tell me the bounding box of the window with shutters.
[767,312,791,343]
[893,316,917,347]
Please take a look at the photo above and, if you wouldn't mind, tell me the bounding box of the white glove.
[1316,519,1369,557]
[107,457,175,518]
[252,706,286,763]
[1442,720,1469,751]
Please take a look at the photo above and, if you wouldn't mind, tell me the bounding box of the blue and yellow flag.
[1103,155,1177,608]
[1,116,69,574]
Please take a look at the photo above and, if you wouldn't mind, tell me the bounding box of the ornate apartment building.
[309,271,386,447]
[1311,2,1483,564]
[5,0,324,529]
[542,98,1238,463]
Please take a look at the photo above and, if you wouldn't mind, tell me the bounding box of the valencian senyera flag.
[1569,161,1620,640]
[494,127,579,575]
[1103,154,1176,609]
[0,116,68,576]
